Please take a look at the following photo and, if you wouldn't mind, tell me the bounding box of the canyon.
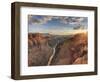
[28,32,88,66]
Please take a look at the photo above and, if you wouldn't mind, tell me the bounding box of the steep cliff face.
[50,33,88,65]
[28,33,88,66]
[28,33,53,66]
[28,33,49,48]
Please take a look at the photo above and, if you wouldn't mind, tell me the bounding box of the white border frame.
[20,7,95,75]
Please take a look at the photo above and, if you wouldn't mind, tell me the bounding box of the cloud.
[28,15,53,25]
[60,17,86,25]
[73,25,85,30]
[28,15,87,26]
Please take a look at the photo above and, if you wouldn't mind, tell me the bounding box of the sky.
[28,15,88,35]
